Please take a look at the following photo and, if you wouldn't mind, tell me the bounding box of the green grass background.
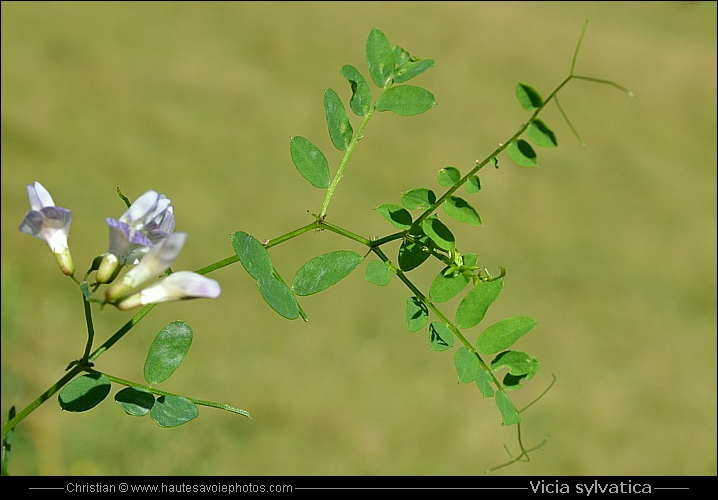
[1,1,715,476]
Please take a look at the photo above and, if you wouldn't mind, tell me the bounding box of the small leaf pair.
[508,83,559,167]
[58,321,199,428]
[233,231,363,319]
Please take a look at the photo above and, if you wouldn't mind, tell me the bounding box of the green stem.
[1,365,84,440]
[369,246,502,388]
[195,255,239,276]
[89,304,156,362]
[318,220,372,246]
[80,292,95,365]
[370,231,405,248]
[319,106,376,219]
[92,370,251,418]
[265,221,319,249]
[414,75,572,228]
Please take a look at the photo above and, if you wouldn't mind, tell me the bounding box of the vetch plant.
[1,22,631,475]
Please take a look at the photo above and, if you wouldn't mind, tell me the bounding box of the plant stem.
[80,292,95,365]
[89,304,156,362]
[319,107,376,219]
[94,370,251,418]
[265,221,319,249]
[1,365,83,440]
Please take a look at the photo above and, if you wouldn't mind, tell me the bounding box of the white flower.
[18,182,75,276]
[115,271,221,310]
[105,232,187,302]
[97,190,175,282]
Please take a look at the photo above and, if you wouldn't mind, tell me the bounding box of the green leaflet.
[393,58,435,83]
[365,260,391,286]
[144,320,193,384]
[115,387,155,417]
[233,231,305,321]
[443,196,482,226]
[289,136,331,189]
[376,85,436,116]
[465,175,481,194]
[495,390,521,426]
[491,350,541,391]
[475,369,495,398]
[366,28,395,87]
[58,373,111,412]
[421,215,454,252]
[375,203,413,230]
[150,395,199,428]
[477,316,538,354]
[454,347,480,383]
[231,231,274,280]
[393,45,412,65]
[507,139,538,167]
[401,188,436,210]
[516,82,543,110]
[340,64,372,116]
[258,275,300,320]
[429,253,477,303]
[437,166,461,187]
[429,322,454,351]
[527,119,558,148]
[398,234,431,272]
[292,250,363,296]
[490,350,540,378]
[406,296,428,332]
[455,279,503,329]
[429,268,471,303]
[324,88,353,150]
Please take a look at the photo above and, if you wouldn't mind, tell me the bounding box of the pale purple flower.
[115,271,221,310]
[18,182,75,276]
[105,232,187,302]
[97,190,175,283]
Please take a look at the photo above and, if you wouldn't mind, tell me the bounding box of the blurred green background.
[1,1,715,476]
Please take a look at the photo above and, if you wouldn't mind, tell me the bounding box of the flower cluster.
[19,182,220,309]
